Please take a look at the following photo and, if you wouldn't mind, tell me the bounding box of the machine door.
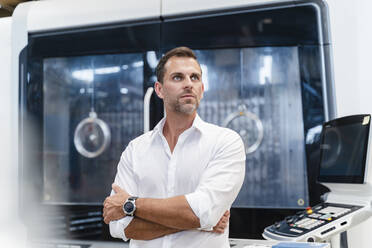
[161,0,334,238]
[20,20,162,239]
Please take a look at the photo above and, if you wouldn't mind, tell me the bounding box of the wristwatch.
[123,196,138,216]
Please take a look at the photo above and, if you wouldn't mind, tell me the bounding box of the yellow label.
[363,116,370,125]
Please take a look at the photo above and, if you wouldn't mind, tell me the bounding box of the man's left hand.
[103,184,129,224]
[212,210,230,234]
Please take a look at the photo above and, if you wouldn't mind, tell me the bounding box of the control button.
[285,216,294,223]
[314,205,323,210]
[290,228,303,234]
[327,217,332,221]
[296,212,305,218]
[309,213,321,218]
[306,207,313,214]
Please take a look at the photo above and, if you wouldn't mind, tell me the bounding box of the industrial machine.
[11,0,335,243]
[6,0,372,247]
[263,114,372,247]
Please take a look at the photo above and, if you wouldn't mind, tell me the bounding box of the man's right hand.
[212,210,230,234]
[103,184,129,224]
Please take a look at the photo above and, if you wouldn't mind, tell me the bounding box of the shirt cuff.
[109,217,134,241]
[185,192,212,229]
[197,227,213,231]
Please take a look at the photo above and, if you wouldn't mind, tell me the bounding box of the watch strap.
[128,196,138,201]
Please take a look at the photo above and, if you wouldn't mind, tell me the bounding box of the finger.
[224,210,230,217]
[219,216,227,223]
[105,213,113,223]
[217,221,226,228]
[112,184,125,193]
[103,207,109,216]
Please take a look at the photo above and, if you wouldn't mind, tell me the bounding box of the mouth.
[180,94,195,99]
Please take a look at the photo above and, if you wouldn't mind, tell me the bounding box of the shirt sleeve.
[109,216,133,241]
[109,141,138,241]
[185,130,246,229]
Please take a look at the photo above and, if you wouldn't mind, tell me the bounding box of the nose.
[183,76,193,89]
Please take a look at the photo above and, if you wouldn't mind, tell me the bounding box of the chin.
[178,105,197,115]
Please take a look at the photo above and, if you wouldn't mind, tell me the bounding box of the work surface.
[30,238,330,248]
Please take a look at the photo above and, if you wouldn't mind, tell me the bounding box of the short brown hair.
[156,46,200,84]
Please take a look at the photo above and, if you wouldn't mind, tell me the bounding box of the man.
[103,47,246,247]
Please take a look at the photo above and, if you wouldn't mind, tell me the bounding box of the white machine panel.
[162,0,285,17]
[25,0,160,33]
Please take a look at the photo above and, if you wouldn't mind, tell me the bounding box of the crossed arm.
[104,130,245,241]
[103,185,230,240]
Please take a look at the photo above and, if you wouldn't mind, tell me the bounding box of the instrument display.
[318,115,370,184]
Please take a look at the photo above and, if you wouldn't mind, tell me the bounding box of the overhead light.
[94,66,120,75]
[120,88,129,94]
[72,69,94,83]
[73,66,120,82]
[132,61,144,68]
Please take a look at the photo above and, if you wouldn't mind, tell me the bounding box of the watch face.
[124,201,134,213]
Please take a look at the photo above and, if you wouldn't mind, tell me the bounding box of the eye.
[173,75,183,81]
[191,74,200,81]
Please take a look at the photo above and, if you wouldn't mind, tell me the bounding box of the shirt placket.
[163,151,175,248]
[158,133,174,248]
[162,130,190,248]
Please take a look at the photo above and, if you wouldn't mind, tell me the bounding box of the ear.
[154,81,164,99]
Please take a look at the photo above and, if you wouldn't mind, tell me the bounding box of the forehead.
[164,56,202,75]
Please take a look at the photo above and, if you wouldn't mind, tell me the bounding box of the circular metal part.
[223,110,264,154]
[74,111,111,158]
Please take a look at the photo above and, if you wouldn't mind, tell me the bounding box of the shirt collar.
[152,113,207,136]
[191,114,207,133]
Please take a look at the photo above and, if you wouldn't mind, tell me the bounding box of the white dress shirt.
[109,115,246,248]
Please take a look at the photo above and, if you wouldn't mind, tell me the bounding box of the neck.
[162,110,196,152]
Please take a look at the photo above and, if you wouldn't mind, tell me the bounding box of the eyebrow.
[169,71,202,78]
[190,72,201,77]
[170,72,184,76]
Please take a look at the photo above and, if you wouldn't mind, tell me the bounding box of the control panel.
[263,202,363,242]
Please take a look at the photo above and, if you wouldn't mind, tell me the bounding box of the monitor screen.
[318,115,371,183]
